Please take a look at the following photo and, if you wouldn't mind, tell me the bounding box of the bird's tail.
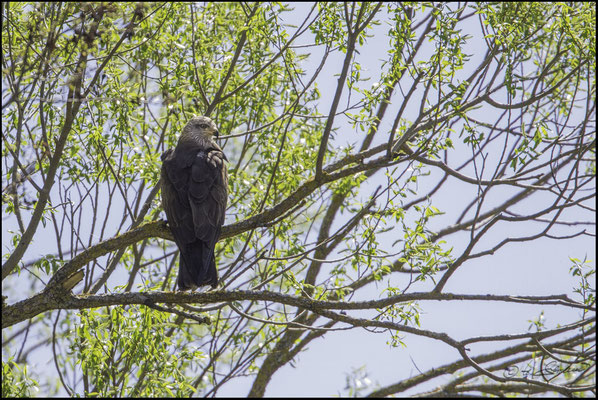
[177,241,218,290]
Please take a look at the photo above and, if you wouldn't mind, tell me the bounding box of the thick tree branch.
[3,287,590,329]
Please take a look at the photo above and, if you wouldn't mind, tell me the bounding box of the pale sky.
[2,3,594,397]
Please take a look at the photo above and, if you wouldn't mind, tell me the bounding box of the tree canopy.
[2,2,595,397]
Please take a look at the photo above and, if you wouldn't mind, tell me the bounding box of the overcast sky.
[2,3,595,397]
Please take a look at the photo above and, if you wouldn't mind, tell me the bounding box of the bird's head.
[182,115,220,140]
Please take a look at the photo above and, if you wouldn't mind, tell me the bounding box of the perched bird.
[160,116,228,289]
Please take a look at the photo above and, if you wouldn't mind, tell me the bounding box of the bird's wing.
[188,147,228,244]
[161,146,227,246]
[160,148,196,245]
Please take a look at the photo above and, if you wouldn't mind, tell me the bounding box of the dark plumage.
[161,116,228,290]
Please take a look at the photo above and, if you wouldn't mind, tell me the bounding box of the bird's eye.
[199,123,209,129]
